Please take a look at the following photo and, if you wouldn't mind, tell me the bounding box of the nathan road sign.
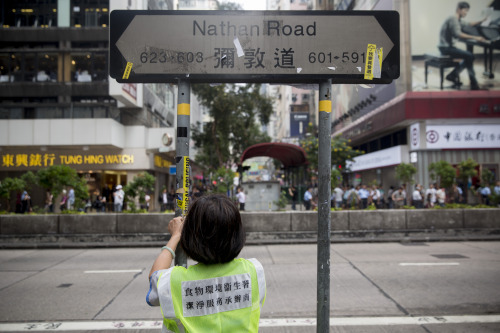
[110,10,399,84]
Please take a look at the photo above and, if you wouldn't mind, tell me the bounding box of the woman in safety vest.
[147,194,266,332]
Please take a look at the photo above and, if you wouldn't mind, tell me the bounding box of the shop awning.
[240,142,308,168]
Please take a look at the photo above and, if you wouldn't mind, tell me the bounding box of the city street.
[0,241,499,332]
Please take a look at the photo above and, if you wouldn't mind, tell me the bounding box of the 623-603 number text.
[140,51,204,64]
[308,52,366,64]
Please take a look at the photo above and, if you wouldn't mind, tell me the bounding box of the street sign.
[110,10,399,84]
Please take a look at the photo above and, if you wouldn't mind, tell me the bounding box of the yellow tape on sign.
[122,62,133,80]
[182,156,190,215]
[364,44,376,80]
[319,100,331,113]
[177,103,190,116]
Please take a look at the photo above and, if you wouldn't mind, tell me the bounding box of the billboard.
[410,0,499,92]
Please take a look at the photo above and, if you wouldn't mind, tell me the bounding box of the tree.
[331,168,343,188]
[191,84,272,170]
[456,158,478,203]
[481,168,495,186]
[301,134,363,176]
[211,167,236,195]
[429,160,456,189]
[124,172,155,212]
[0,177,26,212]
[395,163,417,205]
[37,165,88,211]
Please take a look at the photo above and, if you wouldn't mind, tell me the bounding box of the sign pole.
[175,79,190,268]
[317,80,332,332]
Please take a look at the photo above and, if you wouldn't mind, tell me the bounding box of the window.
[71,0,109,27]
[0,52,59,82]
[0,0,57,28]
[72,52,107,82]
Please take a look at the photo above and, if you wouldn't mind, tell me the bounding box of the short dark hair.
[457,2,470,10]
[181,194,245,264]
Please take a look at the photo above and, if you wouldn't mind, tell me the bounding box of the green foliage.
[0,177,26,212]
[301,134,363,174]
[274,190,288,210]
[366,203,377,210]
[481,169,495,186]
[428,160,456,189]
[211,167,236,195]
[36,165,88,210]
[456,158,478,183]
[331,169,343,188]
[395,163,417,186]
[124,173,155,213]
[191,83,273,170]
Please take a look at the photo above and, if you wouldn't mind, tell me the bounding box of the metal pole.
[317,80,332,333]
[175,80,190,268]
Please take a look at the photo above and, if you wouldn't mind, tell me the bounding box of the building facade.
[0,0,182,211]
[333,0,500,201]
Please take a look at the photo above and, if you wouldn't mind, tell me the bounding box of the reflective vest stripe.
[247,258,266,308]
[157,270,176,319]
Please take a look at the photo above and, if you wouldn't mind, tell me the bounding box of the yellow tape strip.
[177,103,190,116]
[182,156,190,215]
[122,62,133,80]
[319,100,331,113]
[364,44,376,80]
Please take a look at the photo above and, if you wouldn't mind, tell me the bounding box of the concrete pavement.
[0,242,499,332]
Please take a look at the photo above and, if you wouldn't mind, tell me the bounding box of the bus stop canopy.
[240,142,308,168]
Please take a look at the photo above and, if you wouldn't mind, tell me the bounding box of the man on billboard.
[438,1,489,90]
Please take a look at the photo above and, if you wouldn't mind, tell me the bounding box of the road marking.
[399,263,460,266]
[84,270,143,274]
[0,315,499,331]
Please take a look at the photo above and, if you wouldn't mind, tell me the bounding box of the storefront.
[0,148,175,211]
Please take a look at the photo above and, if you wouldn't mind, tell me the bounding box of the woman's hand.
[168,216,184,237]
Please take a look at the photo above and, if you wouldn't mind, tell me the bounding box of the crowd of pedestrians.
[297,181,500,211]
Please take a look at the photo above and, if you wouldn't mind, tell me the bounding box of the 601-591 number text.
[308,52,365,64]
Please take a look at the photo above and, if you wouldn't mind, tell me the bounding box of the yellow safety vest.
[156,258,266,333]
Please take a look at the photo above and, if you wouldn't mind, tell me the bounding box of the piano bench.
[424,54,462,90]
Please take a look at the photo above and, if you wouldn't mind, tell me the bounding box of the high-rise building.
[0,0,184,211]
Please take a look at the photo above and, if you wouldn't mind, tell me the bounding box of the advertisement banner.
[425,124,500,149]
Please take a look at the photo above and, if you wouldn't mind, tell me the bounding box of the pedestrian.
[425,183,437,208]
[45,190,53,213]
[21,190,31,213]
[436,186,446,207]
[288,185,298,210]
[60,189,67,212]
[113,185,125,212]
[304,186,313,210]
[144,193,151,211]
[358,184,370,209]
[146,194,266,332]
[236,187,246,211]
[333,185,344,209]
[68,187,75,210]
[369,184,381,208]
[412,184,423,209]
[387,186,395,209]
[159,188,168,212]
[479,184,491,206]
[391,187,405,209]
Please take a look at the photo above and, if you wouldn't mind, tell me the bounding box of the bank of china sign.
[426,125,500,150]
